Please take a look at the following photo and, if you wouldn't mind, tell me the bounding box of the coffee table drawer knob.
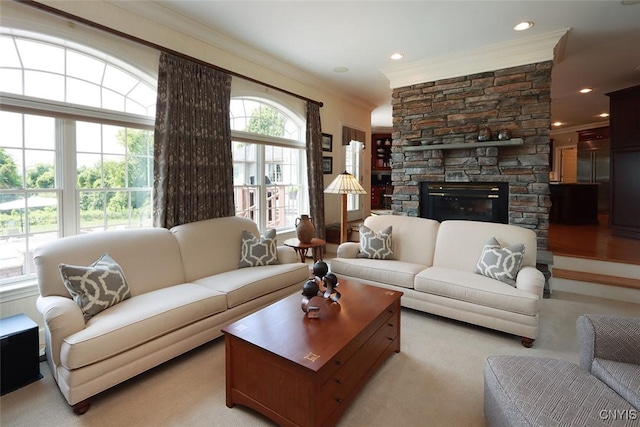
[335,398,343,404]
[335,379,343,384]
[335,360,343,366]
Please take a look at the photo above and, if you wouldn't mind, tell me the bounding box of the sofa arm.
[36,295,85,368]
[276,245,299,264]
[336,242,360,259]
[577,314,640,371]
[514,266,544,298]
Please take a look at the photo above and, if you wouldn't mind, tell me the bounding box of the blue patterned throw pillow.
[357,225,394,260]
[475,237,525,287]
[239,228,280,268]
[59,253,131,322]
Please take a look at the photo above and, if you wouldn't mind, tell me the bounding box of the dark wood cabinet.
[372,133,392,171]
[549,183,599,225]
[607,85,640,239]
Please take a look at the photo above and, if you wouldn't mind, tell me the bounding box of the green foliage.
[247,106,285,137]
[0,148,22,190]
[26,163,55,188]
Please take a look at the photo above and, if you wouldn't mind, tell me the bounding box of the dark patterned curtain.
[306,102,325,242]
[153,53,235,229]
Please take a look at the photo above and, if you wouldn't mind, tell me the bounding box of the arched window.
[230,97,308,232]
[0,30,156,285]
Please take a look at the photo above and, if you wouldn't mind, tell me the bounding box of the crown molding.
[108,1,376,111]
[381,28,570,89]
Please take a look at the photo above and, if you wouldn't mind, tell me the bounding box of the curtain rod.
[15,0,324,108]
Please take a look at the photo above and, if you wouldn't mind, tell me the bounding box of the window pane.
[0,236,26,280]
[127,83,156,110]
[24,70,64,101]
[103,65,137,95]
[0,69,23,95]
[131,190,152,228]
[1,148,24,189]
[25,150,55,189]
[0,111,23,148]
[67,77,101,108]
[66,50,104,84]
[77,154,102,188]
[79,190,105,232]
[27,193,58,234]
[106,190,128,230]
[102,125,126,155]
[16,39,64,73]
[103,155,126,188]
[25,115,55,149]
[102,87,125,112]
[0,36,21,67]
[77,122,102,153]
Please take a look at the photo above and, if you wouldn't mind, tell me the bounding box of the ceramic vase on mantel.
[295,214,314,243]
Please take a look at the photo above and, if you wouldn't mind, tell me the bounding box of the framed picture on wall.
[322,157,333,174]
[322,133,333,152]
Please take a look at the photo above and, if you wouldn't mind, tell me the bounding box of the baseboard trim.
[553,268,640,290]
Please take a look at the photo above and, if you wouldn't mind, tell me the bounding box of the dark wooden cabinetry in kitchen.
[607,84,640,239]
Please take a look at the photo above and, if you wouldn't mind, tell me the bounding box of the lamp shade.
[324,171,367,195]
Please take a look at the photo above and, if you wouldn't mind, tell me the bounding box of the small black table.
[0,314,42,394]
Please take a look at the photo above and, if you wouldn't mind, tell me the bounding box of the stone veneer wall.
[390,61,552,249]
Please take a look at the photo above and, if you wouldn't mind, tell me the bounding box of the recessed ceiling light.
[514,21,534,31]
[390,53,404,61]
[579,88,593,94]
[552,121,563,127]
[333,66,349,73]
[599,113,610,118]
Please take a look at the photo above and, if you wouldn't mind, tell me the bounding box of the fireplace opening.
[419,182,509,224]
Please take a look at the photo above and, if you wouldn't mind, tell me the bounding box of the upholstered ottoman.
[484,356,638,426]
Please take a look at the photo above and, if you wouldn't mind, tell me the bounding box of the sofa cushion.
[357,225,394,260]
[59,253,131,322]
[330,257,426,289]
[592,358,640,410]
[415,266,538,316]
[239,228,280,268]
[60,283,227,370]
[433,220,537,270]
[363,215,439,265]
[194,263,309,308]
[474,237,524,287]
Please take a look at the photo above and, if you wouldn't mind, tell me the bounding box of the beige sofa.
[34,216,310,414]
[330,215,545,347]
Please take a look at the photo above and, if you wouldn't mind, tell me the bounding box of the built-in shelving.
[403,138,524,151]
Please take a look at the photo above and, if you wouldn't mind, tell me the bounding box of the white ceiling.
[140,1,640,130]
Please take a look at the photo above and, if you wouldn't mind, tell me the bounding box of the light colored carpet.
[1,291,638,427]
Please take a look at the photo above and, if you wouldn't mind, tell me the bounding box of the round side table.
[283,238,326,263]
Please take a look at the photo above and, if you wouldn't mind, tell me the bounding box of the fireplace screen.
[420,182,508,224]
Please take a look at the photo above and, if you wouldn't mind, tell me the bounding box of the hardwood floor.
[548,214,640,266]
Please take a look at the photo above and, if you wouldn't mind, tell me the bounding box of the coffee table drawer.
[316,299,399,385]
[317,301,400,424]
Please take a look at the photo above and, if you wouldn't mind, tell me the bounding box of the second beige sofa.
[330,215,545,347]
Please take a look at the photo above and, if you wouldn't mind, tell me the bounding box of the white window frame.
[230,97,308,234]
[0,30,156,287]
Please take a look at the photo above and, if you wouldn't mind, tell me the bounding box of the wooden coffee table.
[222,279,402,427]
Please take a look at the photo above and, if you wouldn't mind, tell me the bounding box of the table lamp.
[324,171,367,243]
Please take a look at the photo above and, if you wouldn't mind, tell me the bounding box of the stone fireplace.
[389,61,552,249]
